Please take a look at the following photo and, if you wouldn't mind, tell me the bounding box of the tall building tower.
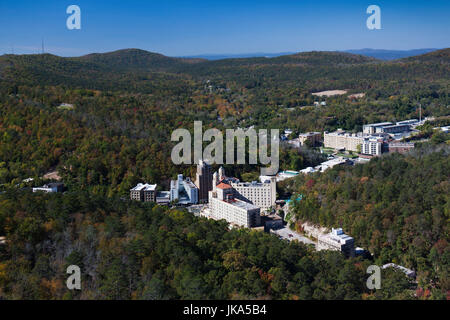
[212,172,219,191]
[218,166,225,181]
[195,160,213,203]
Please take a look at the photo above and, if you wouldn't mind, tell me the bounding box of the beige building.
[298,132,322,146]
[324,130,363,152]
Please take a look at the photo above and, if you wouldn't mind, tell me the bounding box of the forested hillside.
[0,48,448,194]
[0,48,448,300]
[0,191,415,300]
[284,145,449,299]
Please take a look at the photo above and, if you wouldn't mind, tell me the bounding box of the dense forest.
[282,145,449,299]
[0,48,448,194]
[0,191,415,300]
[0,48,449,300]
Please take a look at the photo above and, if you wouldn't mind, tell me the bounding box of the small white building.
[382,263,416,278]
[32,183,64,193]
[317,228,355,257]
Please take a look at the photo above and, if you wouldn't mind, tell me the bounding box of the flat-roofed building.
[382,263,416,278]
[33,183,64,193]
[208,183,261,228]
[361,136,383,156]
[378,124,410,134]
[318,228,355,257]
[298,132,322,146]
[213,167,276,211]
[363,122,393,135]
[130,183,157,202]
[396,119,418,126]
[324,130,363,152]
[314,157,351,172]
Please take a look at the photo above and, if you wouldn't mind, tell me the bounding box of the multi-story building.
[324,130,363,152]
[298,132,322,146]
[378,124,410,134]
[363,122,393,135]
[213,167,276,211]
[130,183,157,202]
[363,121,413,135]
[170,174,198,205]
[317,228,355,257]
[208,182,261,228]
[361,137,383,156]
[195,160,213,203]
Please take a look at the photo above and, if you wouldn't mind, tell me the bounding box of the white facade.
[317,228,355,257]
[170,174,198,204]
[361,137,382,155]
[208,187,261,228]
[229,178,276,212]
[314,157,349,172]
[214,167,276,211]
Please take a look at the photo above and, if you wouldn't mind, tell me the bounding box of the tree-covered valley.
[0,48,448,299]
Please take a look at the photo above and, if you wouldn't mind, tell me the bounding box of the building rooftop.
[382,263,416,278]
[315,157,349,171]
[364,122,393,127]
[131,183,157,191]
[299,132,321,137]
[232,180,271,187]
[320,228,354,245]
[183,179,197,189]
[325,130,362,137]
[156,191,170,198]
[381,124,410,129]
[216,182,233,190]
[222,198,260,210]
[396,119,418,125]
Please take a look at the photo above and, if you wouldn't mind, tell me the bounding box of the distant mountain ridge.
[343,48,439,60]
[182,48,440,61]
[181,52,296,60]
[0,48,448,92]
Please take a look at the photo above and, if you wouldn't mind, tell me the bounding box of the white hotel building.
[214,167,276,212]
[208,182,261,228]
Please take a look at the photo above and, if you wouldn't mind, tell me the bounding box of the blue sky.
[0,0,449,56]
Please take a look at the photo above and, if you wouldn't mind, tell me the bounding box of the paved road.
[271,226,316,247]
